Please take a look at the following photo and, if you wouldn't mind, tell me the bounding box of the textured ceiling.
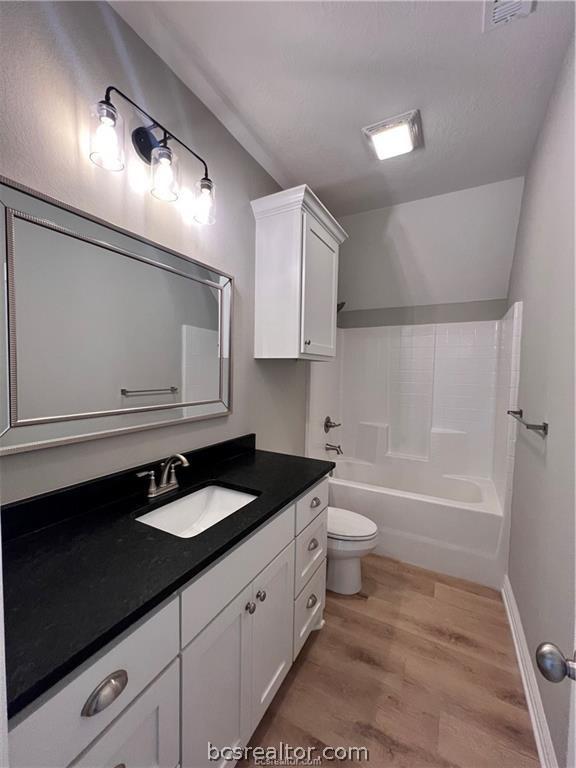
[112,1,574,216]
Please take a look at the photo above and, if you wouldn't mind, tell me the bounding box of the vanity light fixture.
[363,109,423,161]
[89,86,215,223]
[89,101,124,171]
[150,140,179,202]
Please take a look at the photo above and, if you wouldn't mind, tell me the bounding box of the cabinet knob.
[256,589,267,602]
[114,764,126,768]
[245,601,256,614]
[308,538,319,552]
[310,497,321,509]
[306,594,318,610]
[81,670,128,717]
[304,339,311,346]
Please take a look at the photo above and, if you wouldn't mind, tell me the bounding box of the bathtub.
[328,458,506,588]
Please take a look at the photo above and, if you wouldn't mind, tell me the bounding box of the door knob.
[536,643,576,683]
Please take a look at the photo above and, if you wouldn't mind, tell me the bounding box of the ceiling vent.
[483,0,535,31]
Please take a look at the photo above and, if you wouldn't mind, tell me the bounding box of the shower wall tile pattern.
[432,321,499,476]
[388,325,435,458]
[306,309,522,494]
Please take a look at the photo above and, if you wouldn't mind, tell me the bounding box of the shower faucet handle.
[324,416,342,433]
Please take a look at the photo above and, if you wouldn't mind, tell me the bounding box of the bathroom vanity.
[3,435,333,768]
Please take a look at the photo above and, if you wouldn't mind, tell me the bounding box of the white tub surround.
[307,309,523,587]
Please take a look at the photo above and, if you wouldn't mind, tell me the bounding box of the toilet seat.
[327,506,378,542]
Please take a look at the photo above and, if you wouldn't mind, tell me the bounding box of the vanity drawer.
[294,509,327,597]
[181,504,295,648]
[9,598,179,768]
[293,559,326,660]
[295,477,329,534]
[69,660,180,768]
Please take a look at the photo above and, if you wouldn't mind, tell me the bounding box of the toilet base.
[327,556,362,595]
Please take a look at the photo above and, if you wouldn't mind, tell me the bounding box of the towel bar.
[121,387,179,397]
[507,409,548,437]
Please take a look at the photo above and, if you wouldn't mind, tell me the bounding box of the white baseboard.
[502,575,558,768]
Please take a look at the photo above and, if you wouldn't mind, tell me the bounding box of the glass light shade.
[89,101,125,171]
[193,178,215,225]
[150,145,179,202]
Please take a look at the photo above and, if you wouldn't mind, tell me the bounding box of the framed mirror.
[0,178,232,454]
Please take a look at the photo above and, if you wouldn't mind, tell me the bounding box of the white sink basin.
[136,485,258,539]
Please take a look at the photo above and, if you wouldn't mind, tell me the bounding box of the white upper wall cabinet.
[251,185,347,360]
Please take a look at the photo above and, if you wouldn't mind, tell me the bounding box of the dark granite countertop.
[2,434,334,718]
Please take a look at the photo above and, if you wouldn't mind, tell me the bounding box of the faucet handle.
[324,416,342,433]
[137,470,157,497]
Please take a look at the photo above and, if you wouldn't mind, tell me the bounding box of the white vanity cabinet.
[9,477,330,768]
[181,544,295,768]
[8,599,180,768]
[69,661,180,768]
[251,185,348,360]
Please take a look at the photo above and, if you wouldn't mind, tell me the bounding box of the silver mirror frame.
[0,176,233,455]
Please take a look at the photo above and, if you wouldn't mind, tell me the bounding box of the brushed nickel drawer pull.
[306,594,318,610]
[81,670,128,717]
[308,538,319,552]
[310,497,321,509]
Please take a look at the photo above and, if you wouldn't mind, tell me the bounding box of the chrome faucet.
[137,453,190,499]
[325,443,343,456]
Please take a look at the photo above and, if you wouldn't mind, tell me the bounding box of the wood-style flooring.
[244,554,539,767]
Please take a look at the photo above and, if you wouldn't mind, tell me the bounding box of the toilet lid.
[327,506,378,541]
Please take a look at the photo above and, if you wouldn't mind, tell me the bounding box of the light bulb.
[150,145,179,201]
[89,101,124,171]
[193,178,215,225]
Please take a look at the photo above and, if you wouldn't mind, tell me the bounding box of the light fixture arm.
[103,85,210,180]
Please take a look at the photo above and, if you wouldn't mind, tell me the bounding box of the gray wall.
[337,178,524,313]
[507,39,574,766]
[337,299,508,328]
[0,2,307,503]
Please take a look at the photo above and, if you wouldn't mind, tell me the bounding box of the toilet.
[326,506,379,595]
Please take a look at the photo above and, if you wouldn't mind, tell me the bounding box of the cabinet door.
[250,543,295,731]
[69,661,179,768]
[182,585,252,768]
[301,213,338,357]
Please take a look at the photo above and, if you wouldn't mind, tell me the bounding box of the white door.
[182,585,252,768]
[69,661,179,768]
[250,543,295,731]
[301,213,338,357]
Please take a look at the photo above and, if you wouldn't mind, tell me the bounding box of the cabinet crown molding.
[251,185,348,245]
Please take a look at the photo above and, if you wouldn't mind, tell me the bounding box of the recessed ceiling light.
[363,110,423,161]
